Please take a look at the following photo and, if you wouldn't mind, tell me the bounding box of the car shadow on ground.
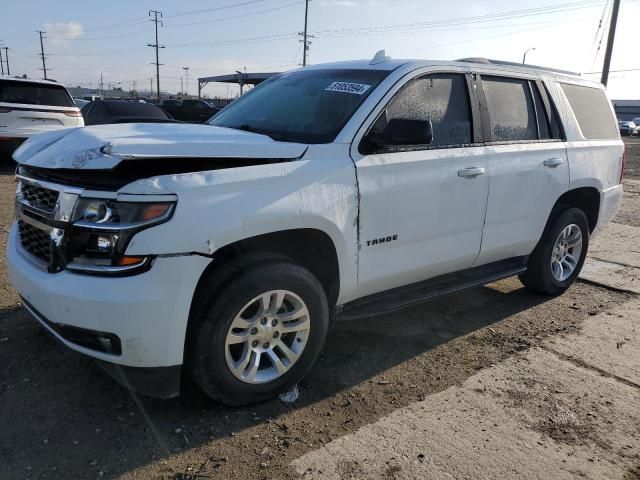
[0,157,16,175]
[0,281,553,478]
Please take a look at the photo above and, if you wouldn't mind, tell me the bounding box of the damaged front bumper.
[7,224,211,395]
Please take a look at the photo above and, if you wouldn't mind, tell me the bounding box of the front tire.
[519,208,589,295]
[189,259,329,406]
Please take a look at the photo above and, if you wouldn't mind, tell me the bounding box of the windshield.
[209,68,390,143]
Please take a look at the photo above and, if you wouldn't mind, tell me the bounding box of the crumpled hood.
[13,123,308,169]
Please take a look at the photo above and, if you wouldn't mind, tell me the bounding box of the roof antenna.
[370,50,391,65]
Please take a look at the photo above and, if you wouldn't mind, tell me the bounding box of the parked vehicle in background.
[618,120,638,136]
[160,98,221,123]
[633,117,640,129]
[81,99,176,126]
[0,76,83,157]
[7,55,624,405]
[74,98,90,108]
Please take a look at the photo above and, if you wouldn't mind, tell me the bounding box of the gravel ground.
[0,140,638,480]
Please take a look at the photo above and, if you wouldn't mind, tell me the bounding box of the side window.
[530,83,551,139]
[482,76,537,142]
[371,73,473,147]
[560,83,618,140]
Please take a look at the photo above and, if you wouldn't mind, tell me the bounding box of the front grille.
[21,183,59,212]
[18,220,51,262]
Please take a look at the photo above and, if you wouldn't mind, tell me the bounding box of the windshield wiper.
[236,124,290,142]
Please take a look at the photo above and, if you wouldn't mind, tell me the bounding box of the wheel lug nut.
[273,331,279,339]
[263,342,270,349]
[251,340,259,348]
[250,327,258,334]
[272,319,278,326]
[260,318,267,325]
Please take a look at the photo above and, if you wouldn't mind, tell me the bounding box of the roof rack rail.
[455,57,580,77]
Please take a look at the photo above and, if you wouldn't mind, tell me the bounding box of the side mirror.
[364,118,433,153]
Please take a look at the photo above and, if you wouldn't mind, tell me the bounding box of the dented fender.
[123,144,361,304]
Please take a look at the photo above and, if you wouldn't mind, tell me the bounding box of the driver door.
[352,72,491,298]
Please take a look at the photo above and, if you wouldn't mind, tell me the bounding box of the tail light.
[63,110,82,117]
[620,143,625,184]
[0,107,13,113]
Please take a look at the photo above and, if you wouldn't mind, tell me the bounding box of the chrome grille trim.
[15,175,82,271]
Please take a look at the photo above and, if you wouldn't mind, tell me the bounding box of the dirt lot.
[0,139,638,480]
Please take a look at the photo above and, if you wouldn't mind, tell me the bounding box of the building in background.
[612,100,640,120]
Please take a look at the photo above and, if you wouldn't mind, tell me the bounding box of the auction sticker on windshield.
[325,81,371,95]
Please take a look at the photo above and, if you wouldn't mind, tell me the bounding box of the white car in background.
[0,76,83,156]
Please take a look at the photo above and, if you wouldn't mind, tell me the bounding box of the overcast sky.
[1,0,639,99]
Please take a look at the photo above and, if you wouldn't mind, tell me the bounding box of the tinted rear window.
[560,83,618,139]
[107,102,169,119]
[0,80,74,107]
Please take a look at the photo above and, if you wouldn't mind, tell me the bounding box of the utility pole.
[0,43,4,76]
[37,30,48,79]
[180,77,184,98]
[3,47,9,75]
[182,66,189,98]
[100,72,104,97]
[601,0,620,86]
[298,0,313,66]
[148,10,164,102]
[150,77,153,98]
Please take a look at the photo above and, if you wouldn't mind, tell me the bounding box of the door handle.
[543,158,564,168]
[458,166,486,178]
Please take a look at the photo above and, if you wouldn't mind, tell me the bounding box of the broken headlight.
[66,198,175,274]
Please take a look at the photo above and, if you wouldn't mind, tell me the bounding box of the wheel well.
[195,229,340,308]
[554,187,600,233]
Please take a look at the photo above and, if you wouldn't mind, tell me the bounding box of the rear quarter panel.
[543,75,624,232]
[544,76,624,191]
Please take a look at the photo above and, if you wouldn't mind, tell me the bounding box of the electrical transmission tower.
[147,10,164,102]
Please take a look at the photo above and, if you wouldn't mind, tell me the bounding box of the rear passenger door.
[474,75,569,266]
[353,72,491,298]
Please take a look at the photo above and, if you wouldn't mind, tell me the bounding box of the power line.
[170,32,298,48]
[313,0,609,38]
[165,0,266,18]
[148,10,164,102]
[163,0,304,28]
[585,67,640,73]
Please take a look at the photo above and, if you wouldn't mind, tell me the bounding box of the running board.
[336,256,528,321]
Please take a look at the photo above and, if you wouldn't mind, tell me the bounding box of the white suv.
[0,76,83,156]
[7,55,624,405]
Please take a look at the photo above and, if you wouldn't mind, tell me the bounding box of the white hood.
[13,123,308,169]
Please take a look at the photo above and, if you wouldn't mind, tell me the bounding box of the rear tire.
[189,259,329,406]
[519,208,589,295]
